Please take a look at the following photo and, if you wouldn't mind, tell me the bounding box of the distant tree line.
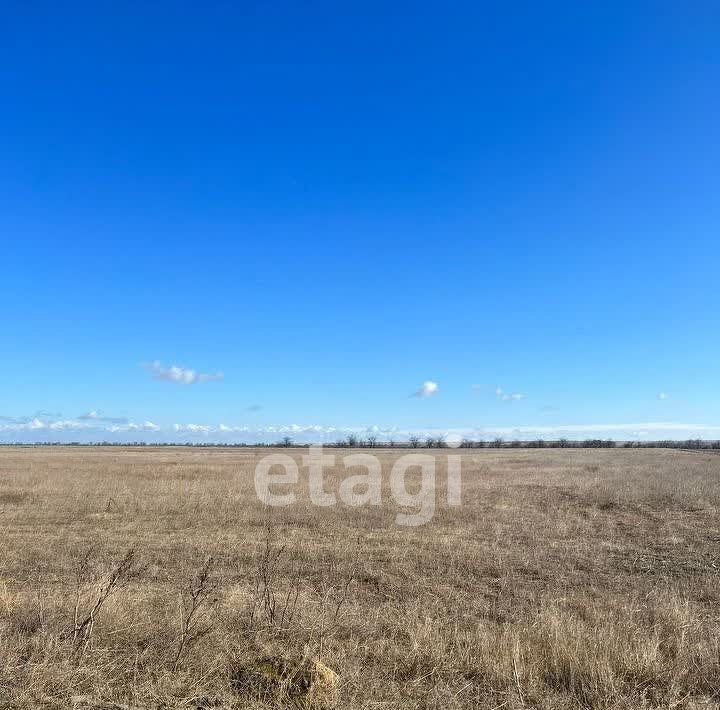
[2,438,719,450]
[323,436,720,450]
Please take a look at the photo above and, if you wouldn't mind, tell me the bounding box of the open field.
[0,446,719,709]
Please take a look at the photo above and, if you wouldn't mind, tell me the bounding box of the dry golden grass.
[0,446,719,709]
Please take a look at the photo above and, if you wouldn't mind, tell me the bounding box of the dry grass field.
[0,446,719,709]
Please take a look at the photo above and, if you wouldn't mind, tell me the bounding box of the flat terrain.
[0,446,719,709]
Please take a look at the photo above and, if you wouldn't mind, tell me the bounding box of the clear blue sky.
[2,2,719,442]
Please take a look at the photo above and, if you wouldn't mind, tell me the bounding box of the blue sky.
[2,2,719,442]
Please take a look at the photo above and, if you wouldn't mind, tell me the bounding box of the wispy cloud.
[0,415,24,424]
[142,361,224,385]
[174,423,215,433]
[658,392,669,400]
[1,410,62,424]
[474,385,526,401]
[496,387,525,402]
[127,421,159,431]
[412,381,438,398]
[2,415,720,444]
[78,410,129,424]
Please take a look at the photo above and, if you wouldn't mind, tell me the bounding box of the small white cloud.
[49,420,83,430]
[173,423,214,433]
[658,392,669,400]
[412,381,438,398]
[496,386,525,402]
[142,361,224,385]
[78,410,128,424]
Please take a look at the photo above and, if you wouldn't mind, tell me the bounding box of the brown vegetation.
[0,446,719,708]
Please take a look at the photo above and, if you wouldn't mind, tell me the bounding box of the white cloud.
[412,381,438,398]
[98,420,159,432]
[174,423,216,433]
[658,392,669,400]
[460,422,719,438]
[142,361,224,385]
[79,410,129,424]
[49,420,84,430]
[1,416,720,444]
[496,387,525,402]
